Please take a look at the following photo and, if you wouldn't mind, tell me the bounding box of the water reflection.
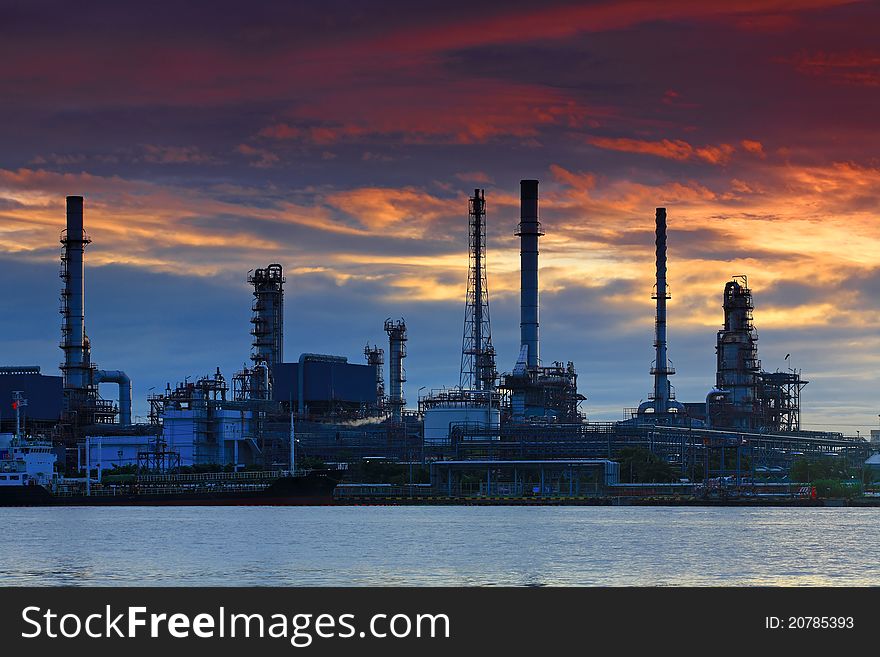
[0,507,877,586]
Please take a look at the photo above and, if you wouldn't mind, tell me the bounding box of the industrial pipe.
[517,180,543,369]
[94,369,132,425]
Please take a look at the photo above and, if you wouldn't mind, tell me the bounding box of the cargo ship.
[0,434,337,507]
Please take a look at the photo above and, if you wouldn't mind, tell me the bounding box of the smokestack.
[652,207,673,413]
[517,180,543,369]
[60,195,91,390]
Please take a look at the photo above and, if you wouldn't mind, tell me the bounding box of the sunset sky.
[1,0,879,432]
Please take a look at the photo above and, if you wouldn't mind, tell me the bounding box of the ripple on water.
[0,506,877,586]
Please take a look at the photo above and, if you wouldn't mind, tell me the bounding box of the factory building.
[0,367,62,434]
[272,355,378,418]
[1,189,859,490]
[83,435,153,471]
[151,370,258,468]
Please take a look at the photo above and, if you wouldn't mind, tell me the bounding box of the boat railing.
[53,481,275,497]
[135,469,285,484]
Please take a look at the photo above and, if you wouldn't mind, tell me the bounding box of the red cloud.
[740,140,766,158]
[790,50,880,87]
[258,80,604,145]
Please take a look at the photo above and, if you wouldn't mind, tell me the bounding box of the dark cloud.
[1,0,879,433]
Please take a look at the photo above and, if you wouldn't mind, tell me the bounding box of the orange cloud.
[740,140,766,158]
[322,187,460,233]
[586,136,736,165]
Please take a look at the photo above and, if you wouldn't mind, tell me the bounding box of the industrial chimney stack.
[517,180,543,369]
[59,195,132,427]
[651,207,674,414]
[60,195,91,391]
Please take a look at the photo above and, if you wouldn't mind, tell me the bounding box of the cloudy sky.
[1,0,878,433]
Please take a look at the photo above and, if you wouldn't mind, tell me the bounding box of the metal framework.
[440,423,867,481]
[460,189,496,390]
[758,370,808,432]
[364,344,385,407]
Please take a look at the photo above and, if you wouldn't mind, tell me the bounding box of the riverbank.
[331,495,879,507]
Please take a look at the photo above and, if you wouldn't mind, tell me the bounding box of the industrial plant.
[0,181,872,505]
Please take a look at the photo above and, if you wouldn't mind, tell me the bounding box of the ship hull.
[0,475,337,507]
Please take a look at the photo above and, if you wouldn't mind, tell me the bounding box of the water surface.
[0,506,876,586]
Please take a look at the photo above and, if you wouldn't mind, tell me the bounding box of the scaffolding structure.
[364,344,385,410]
[460,189,496,391]
[758,370,808,432]
[499,360,583,423]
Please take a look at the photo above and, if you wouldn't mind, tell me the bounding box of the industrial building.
[0,186,869,498]
[0,367,62,434]
[272,355,378,417]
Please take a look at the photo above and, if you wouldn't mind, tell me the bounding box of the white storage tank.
[424,404,500,445]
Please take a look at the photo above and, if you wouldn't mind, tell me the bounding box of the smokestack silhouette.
[652,207,673,413]
[517,180,543,369]
[60,195,90,390]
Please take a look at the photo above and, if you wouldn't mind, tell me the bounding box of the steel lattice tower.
[459,189,496,390]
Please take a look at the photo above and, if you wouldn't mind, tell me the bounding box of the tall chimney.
[651,207,673,413]
[60,195,91,390]
[517,180,543,369]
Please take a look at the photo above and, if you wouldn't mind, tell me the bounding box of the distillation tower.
[384,319,407,423]
[248,264,285,400]
[708,276,807,431]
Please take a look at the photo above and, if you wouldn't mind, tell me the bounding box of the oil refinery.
[0,183,873,505]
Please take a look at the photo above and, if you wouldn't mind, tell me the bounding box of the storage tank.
[423,403,500,445]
